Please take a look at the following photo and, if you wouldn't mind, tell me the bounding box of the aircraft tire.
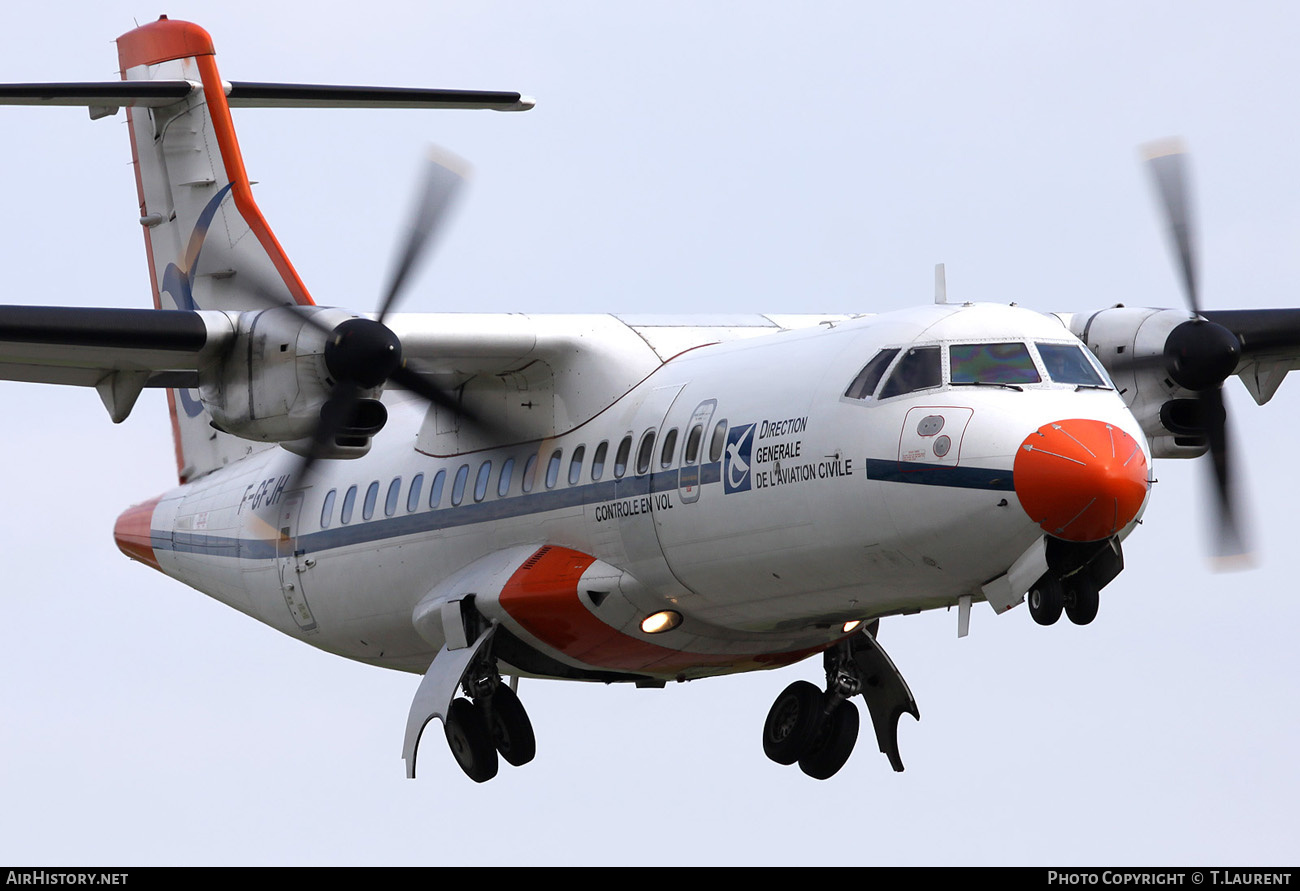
[798,699,860,780]
[445,697,499,783]
[485,685,536,767]
[1065,578,1100,626]
[1029,578,1064,626]
[762,681,824,765]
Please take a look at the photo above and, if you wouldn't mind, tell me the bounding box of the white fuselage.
[130,302,1151,680]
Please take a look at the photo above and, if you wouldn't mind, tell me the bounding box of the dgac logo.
[724,423,755,493]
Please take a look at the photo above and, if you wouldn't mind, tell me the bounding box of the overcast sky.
[1,1,1297,867]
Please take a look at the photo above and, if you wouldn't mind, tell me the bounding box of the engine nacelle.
[197,306,387,458]
[1058,306,1209,458]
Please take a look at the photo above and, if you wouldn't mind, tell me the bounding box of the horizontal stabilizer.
[224,82,534,111]
[0,80,534,116]
[0,81,193,108]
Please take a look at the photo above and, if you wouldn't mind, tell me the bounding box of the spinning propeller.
[1139,140,1247,561]
[251,149,479,480]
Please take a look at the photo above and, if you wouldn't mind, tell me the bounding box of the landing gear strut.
[761,625,917,779]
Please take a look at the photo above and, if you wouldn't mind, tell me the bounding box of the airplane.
[2,16,1298,784]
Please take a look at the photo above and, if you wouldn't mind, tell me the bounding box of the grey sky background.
[1,1,1297,866]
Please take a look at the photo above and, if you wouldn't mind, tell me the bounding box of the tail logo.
[157,184,234,417]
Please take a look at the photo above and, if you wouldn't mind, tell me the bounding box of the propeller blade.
[1143,139,1201,315]
[211,148,517,471]
[1198,386,1250,563]
[377,147,468,322]
[388,362,465,415]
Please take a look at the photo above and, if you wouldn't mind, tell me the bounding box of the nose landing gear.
[1028,537,1122,627]
[761,625,917,779]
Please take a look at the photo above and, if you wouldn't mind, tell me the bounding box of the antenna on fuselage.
[934,263,947,304]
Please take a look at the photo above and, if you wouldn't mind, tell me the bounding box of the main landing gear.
[762,625,919,779]
[443,659,537,783]
[402,601,538,784]
[1028,537,1123,628]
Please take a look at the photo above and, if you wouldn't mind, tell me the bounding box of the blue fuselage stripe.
[862,458,1014,490]
[151,457,1008,559]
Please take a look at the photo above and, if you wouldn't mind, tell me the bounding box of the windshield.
[878,347,942,398]
[949,342,1041,385]
[1036,342,1107,386]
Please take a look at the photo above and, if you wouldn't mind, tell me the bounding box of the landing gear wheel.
[798,699,860,780]
[1029,577,1064,626]
[1065,578,1100,626]
[484,685,536,767]
[444,697,498,783]
[762,681,824,765]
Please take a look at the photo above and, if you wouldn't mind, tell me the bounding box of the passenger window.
[522,453,538,493]
[684,425,703,464]
[545,449,563,489]
[362,481,380,520]
[474,461,492,502]
[341,485,357,524]
[709,421,728,462]
[499,457,515,497]
[407,473,424,512]
[384,478,402,517]
[614,435,632,478]
[1037,342,1106,386]
[950,342,1041,385]
[451,464,469,505]
[878,347,942,398]
[320,489,337,529]
[569,445,586,485]
[592,441,609,480]
[429,469,446,508]
[636,430,656,475]
[845,348,900,399]
[660,428,678,468]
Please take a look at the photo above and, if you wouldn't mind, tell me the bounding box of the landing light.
[641,610,682,634]
[842,620,863,634]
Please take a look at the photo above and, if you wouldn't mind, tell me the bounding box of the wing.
[0,306,234,421]
[1203,308,1300,404]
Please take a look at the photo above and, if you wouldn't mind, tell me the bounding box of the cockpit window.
[844,348,900,400]
[1037,342,1107,386]
[878,347,942,399]
[949,342,1041,385]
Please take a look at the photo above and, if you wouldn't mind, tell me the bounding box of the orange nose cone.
[1014,419,1150,542]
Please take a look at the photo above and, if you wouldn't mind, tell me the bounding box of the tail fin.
[117,17,312,481]
[0,17,531,481]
